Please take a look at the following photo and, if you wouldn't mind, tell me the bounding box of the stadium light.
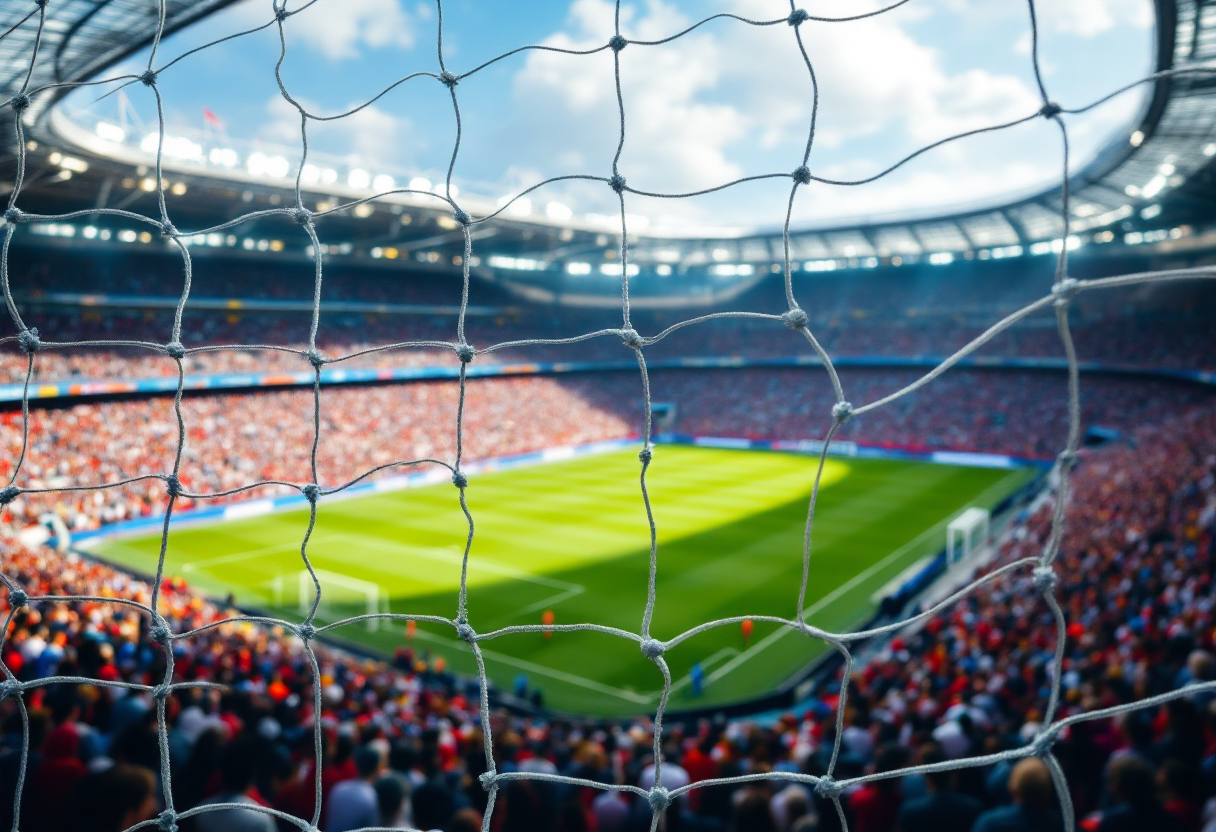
[248,152,290,178]
[1141,204,1163,219]
[1205,143,1216,157]
[408,177,432,192]
[373,174,395,192]
[209,147,239,167]
[710,264,755,276]
[928,252,954,265]
[301,164,321,184]
[57,156,88,173]
[655,264,673,276]
[348,169,371,189]
[565,262,592,275]
[1141,175,1166,198]
[95,122,126,143]
[599,263,639,276]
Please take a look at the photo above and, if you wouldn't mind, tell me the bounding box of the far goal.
[270,569,390,632]
[947,507,991,565]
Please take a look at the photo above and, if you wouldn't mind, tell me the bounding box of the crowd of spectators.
[1,248,1213,385]
[0,364,1212,533]
[0,391,1211,832]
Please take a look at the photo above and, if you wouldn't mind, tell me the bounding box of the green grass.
[89,446,1033,716]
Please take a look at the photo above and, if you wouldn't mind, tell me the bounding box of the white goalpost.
[271,569,389,631]
[947,507,991,564]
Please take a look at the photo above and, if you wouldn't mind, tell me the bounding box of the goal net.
[0,2,1214,832]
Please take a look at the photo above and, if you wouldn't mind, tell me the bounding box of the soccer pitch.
[91,446,1034,716]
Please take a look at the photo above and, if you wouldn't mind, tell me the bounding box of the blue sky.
[73,0,1155,234]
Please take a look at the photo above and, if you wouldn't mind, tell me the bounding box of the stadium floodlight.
[600,263,639,277]
[408,176,432,192]
[247,152,290,178]
[373,174,395,191]
[347,168,371,189]
[1206,143,1216,156]
[655,264,672,276]
[94,121,126,143]
[208,147,239,167]
[1142,175,1167,198]
[928,252,954,265]
[709,264,755,277]
[566,262,592,275]
[300,163,321,184]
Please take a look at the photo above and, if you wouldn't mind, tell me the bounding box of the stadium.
[0,1,1214,831]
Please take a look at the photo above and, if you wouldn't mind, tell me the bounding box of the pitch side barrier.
[3,354,1214,406]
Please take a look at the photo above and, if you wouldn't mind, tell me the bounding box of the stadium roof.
[3,0,1216,289]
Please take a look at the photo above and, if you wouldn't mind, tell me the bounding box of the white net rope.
[0,2,1215,832]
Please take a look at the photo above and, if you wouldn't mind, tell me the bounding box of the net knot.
[17,327,40,354]
[439,71,460,88]
[160,221,178,238]
[275,5,290,21]
[8,588,28,608]
[832,400,854,424]
[291,207,312,225]
[0,485,20,505]
[1057,449,1078,470]
[647,786,671,812]
[1052,278,1079,303]
[453,207,471,226]
[788,8,810,26]
[479,771,498,791]
[306,349,325,368]
[455,342,476,363]
[156,809,179,832]
[139,70,158,87]
[609,35,628,52]
[638,447,653,464]
[165,341,186,360]
[302,483,321,504]
[3,207,24,224]
[640,638,665,660]
[148,624,172,645]
[1029,728,1059,757]
[296,623,316,642]
[9,94,30,114]
[1032,565,1057,593]
[0,679,22,702]
[452,470,468,489]
[1039,101,1062,119]
[814,777,843,801]
[455,620,477,643]
[150,684,171,701]
[792,165,812,185]
[782,307,809,330]
[165,474,183,497]
[619,328,644,350]
[609,174,627,193]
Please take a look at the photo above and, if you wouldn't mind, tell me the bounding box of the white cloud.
[264,0,419,61]
[509,0,1043,226]
[261,95,405,165]
[1036,0,1153,38]
[513,0,745,194]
